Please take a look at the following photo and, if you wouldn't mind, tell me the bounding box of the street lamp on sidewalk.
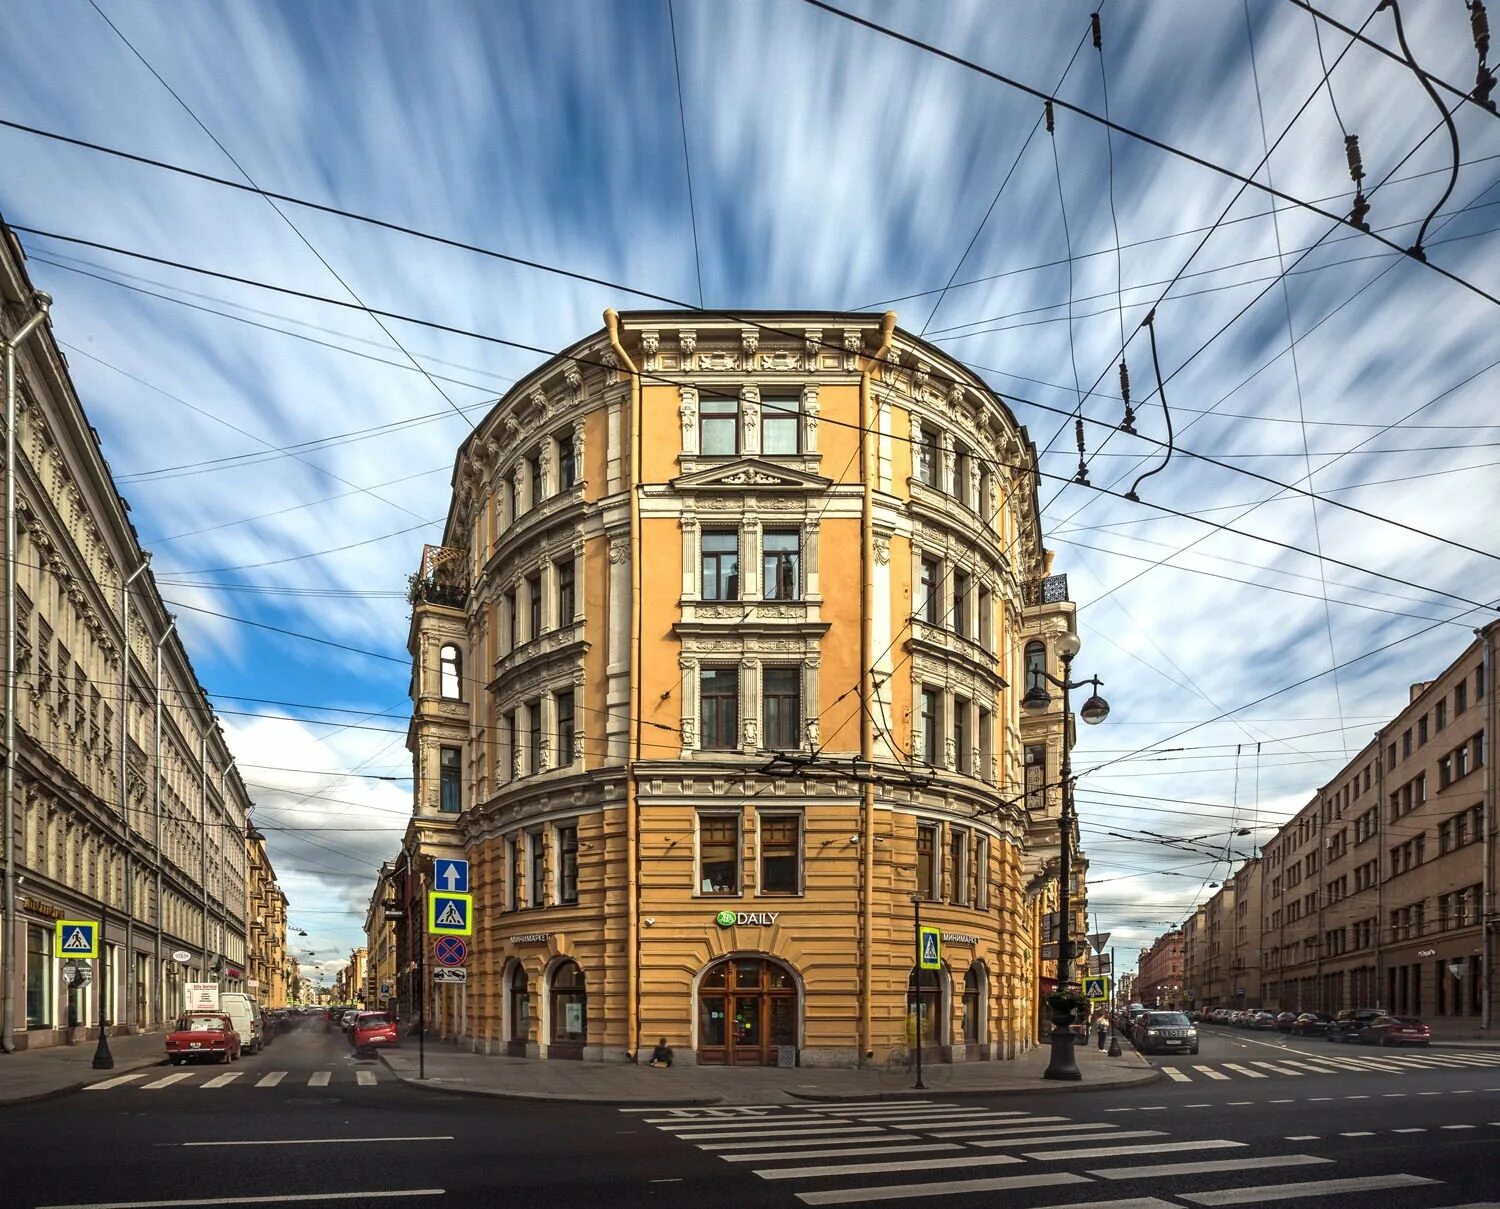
[1023,629,1109,1081]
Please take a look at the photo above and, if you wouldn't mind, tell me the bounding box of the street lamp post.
[1107,945,1122,1057]
[910,892,926,1091]
[1023,629,1109,1082]
[92,901,113,1069]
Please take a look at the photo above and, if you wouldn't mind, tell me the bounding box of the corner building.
[406,311,1079,1066]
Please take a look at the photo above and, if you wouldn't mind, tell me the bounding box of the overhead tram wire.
[1093,7,1130,389]
[666,0,706,309]
[797,0,1500,308]
[89,0,476,430]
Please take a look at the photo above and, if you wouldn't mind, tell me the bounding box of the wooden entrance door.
[697,957,797,1066]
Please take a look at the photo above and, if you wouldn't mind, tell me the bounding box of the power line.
[666,0,706,308]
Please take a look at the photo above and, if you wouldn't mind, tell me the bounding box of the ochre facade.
[403,312,1083,1065]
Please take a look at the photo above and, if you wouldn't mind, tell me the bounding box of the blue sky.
[3,0,1497,984]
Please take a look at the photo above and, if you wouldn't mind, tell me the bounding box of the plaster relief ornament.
[678,329,697,367]
[804,329,822,369]
[842,330,862,371]
[640,330,660,371]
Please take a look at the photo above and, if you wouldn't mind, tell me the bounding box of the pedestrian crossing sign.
[54,920,99,959]
[1083,975,1111,1001]
[918,926,941,970]
[427,891,473,937]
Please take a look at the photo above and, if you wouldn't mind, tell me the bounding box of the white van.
[218,992,265,1054]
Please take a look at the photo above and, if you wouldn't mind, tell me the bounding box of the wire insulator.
[1091,11,1102,49]
[1473,1,1497,110]
[1344,134,1365,184]
[1045,99,1055,134]
[1073,416,1090,485]
[1119,360,1136,433]
[1472,1,1491,61]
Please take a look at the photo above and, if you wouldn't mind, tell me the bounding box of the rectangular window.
[1025,744,1046,810]
[556,431,576,489]
[762,396,800,455]
[975,836,989,909]
[506,590,518,652]
[1455,680,1468,714]
[528,575,542,640]
[762,531,801,600]
[919,557,940,624]
[1403,729,1412,760]
[762,666,802,750]
[1456,743,1470,778]
[698,812,741,894]
[953,698,970,775]
[978,706,993,781]
[700,396,738,455]
[439,747,462,813]
[1478,662,1487,699]
[921,688,940,767]
[529,700,543,773]
[977,586,992,649]
[1436,700,1447,731]
[529,831,546,908]
[555,691,575,767]
[701,532,740,601]
[759,813,801,894]
[952,442,970,503]
[556,559,575,627]
[1419,716,1428,745]
[25,925,52,1029]
[700,667,740,750]
[509,837,523,911]
[556,824,578,904]
[502,710,515,782]
[950,828,969,904]
[529,455,543,508]
[1439,756,1453,789]
[951,569,970,637]
[916,823,938,900]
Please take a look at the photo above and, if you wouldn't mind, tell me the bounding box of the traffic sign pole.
[911,893,925,1090]
[92,904,112,1070]
[1107,946,1122,1057]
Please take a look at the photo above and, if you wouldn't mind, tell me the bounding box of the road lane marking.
[1286,1135,1320,1140]
[1179,1173,1438,1205]
[140,1072,193,1090]
[757,1153,1024,1180]
[355,1071,376,1086]
[971,1131,1166,1149]
[1393,1127,1427,1133]
[1186,1103,1211,1108]
[802,1101,936,1110]
[83,1073,150,1091]
[1220,1064,1264,1078]
[35,1192,446,1209]
[1250,1061,1301,1076]
[702,1132,898,1151]
[1228,1100,1254,1105]
[1339,1131,1375,1137]
[1194,1065,1231,1080]
[925,1117,1072,1135]
[182,1137,454,1147]
[1345,1095,1371,1100]
[1026,1140,1245,1161]
[724,1143,961,1162]
[794,1172,1088,1205]
[1090,1155,1331,1181]
[1162,1068,1191,1082]
[675,1125,875,1141]
[307,1071,332,1086]
[255,1072,286,1088]
[1442,1124,1477,1130]
[1269,1099,1293,1104]
[201,1073,242,1089]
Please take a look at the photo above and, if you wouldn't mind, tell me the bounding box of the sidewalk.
[379,1038,1160,1105]
[0,1032,165,1106]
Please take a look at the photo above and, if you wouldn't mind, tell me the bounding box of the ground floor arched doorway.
[697,956,797,1066]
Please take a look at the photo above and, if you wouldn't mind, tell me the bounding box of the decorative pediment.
[672,457,833,494]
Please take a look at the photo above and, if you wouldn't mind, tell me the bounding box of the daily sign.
[715,911,780,927]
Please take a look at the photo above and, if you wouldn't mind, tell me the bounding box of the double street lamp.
[1022,629,1109,1082]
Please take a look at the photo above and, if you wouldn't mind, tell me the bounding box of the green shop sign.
[715,910,780,928]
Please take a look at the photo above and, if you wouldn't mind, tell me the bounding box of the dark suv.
[1327,1007,1385,1042]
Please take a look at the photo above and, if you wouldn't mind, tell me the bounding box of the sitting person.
[648,1037,673,1068]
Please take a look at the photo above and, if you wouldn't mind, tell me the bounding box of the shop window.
[908,968,943,1045]
[762,531,801,600]
[698,812,741,894]
[762,395,800,455]
[509,965,530,1049]
[439,747,461,813]
[963,964,986,1044]
[556,824,579,904]
[700,396,738,455]
[26,925,52,1029]
[701,532,740,601]
[759,812,801,894]
[700,668,739,750]
[762,667,802,750]
[439,644,462,700]
[550,961,587,1054]
[916,823,938,900]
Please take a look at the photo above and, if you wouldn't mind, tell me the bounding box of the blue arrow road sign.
[435,858,469,893]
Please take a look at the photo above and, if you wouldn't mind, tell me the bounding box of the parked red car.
[165,1012,242,1065]
[1357,1015,1431,1047]
[351,1012,399,1054]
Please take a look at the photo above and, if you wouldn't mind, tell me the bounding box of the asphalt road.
[3,1019,1497,1209]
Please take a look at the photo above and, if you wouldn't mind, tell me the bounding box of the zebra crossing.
[1154,1047,1500,1082]
[626,1100,1459,1206]
[82,1068,383,1091]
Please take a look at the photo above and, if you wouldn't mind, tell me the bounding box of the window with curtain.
[762,666,802,750]
[700,668,740,749]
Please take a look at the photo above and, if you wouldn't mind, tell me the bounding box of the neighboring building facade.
[398,310,1087,1066]
[345,948,368,1007]
[1137,929,1182,1008]
[364,862,397,1015]
[0,221,253,1050]
[245,829,289,1008]
[1186,626,1496,1030]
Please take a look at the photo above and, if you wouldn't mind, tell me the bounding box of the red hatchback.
[165,1012,242,1064]
[351,1012,398,1054]
[1358,1015,1432,1047]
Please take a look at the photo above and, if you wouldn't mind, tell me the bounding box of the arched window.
[439,644,462,700]
[1024,642,1047,696]
[963,963,987,1047]
[549,960,586,1059]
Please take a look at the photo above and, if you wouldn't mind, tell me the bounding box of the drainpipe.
[1,288,50,1055]
[199,730,209,976]
[603,309,641,1060]
[152,617,176,1028]
[858,313,896,1065]
[1483,625,1496,1030]
[118,554,150,1030]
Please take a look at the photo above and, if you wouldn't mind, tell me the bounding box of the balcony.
[1026,574,1069,606]
[409,544,470,609]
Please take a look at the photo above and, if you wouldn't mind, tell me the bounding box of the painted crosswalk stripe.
[676,1125,875,1141]
[308,1071,331,1087]
[757,1153,1024,1180]
[142,1072,194,1090]
[644,1114,817,1124]
[1339,1131,1375,1137]
[1193,1065,1232,1080]
[971,1130,1167,1149]
[1250,1061,1301,1076]
[1178,1173,1438,1205]
[1089,1155,1331,1181]
[84,1073,149,1091]
[805,1101,936,1110]
[355,1070,376,1086]
[202,1072,242,1089]
[856,1112,1025,1126]
[1026,1139,1245,1161]
[1278,1060,1337,1075]
[256,1072,287,1088]
[672,1119,858,1133]
[795,1171,1089,1205]
[1219,1064,1265,1079]
[724,1143,961,1162]
[701,1131,900,1151]
[925,1118,1074,1136]
[1162,1067,1192,1082]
